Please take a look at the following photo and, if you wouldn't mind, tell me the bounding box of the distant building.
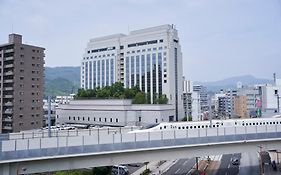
[193,85,208,112]
[183,80,200,121]
[225,89,238,118]
[56,99,175,127]
[260,80,281,115]
[43,100,57,126]
[0,34,45,133]
[81,24,184,120]
[218,96,227,118]
[237,87,261,117]
[55,94,75,104]
[234,96,248,118]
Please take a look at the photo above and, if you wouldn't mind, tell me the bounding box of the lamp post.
[276,93,280,114]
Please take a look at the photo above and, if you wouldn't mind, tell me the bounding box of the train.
[129,115,281,133]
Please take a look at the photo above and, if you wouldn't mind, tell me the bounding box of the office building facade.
[0,34,45,133]
[81,25,184,120]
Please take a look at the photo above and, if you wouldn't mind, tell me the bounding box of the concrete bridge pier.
[0,163,18,175]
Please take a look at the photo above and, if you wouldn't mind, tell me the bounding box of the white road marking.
[183,160,188,165]
[175,168,180,174]
[228,164,231,169]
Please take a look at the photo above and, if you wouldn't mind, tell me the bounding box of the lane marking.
[228,164,230,169]
[175,168,180,174]
[183,160,188,165]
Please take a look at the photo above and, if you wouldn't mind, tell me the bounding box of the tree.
[133,92,147,104]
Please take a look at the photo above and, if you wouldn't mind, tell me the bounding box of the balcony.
[3,71,14,76]
[3,117,12,122]
[3,87,13,91]
[4,102,13,106]
[4,56,14,61]
[3,64,14,68]
[3,95,13,98]
[3,125,12,130]
[3,79,13,83]
[4,49,14,53]
[4,109,13,114]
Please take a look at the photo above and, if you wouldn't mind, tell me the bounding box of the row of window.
[19,121,40,126]
[87,46,116,54]
[127,39,163,48]
[83,53,115,60]
[18,107,41,110]
[19,114,40,118]
[126,47,166,54]
[67,116,119,123]
[159,121,281,130]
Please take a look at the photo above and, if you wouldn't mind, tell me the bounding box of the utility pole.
[48,96,51,137]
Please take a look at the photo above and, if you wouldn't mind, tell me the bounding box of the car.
[112,165,129,175]
[231,158,239,165]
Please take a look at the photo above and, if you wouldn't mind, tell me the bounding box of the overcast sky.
[0,0,281,82]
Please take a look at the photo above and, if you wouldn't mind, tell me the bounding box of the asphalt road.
[216,153,241,175]
[239,152,260,175]
[162,158,196,175]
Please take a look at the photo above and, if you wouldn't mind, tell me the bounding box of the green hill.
[44,66,80,98]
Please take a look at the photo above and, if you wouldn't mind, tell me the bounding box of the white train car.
[129,117,281,133]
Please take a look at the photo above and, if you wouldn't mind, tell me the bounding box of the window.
[156,119,158,123]
[20,76,24,80]
[116,118,119,122]
[19,114,23,118]
[88,117,90,121]
[20,62,24,65]
[73,117,75,120]
[20,69,24,73]
[69,116,71,120]
[78,117,80,120]
[164,80,167,83]
[83,117,85,121]
[110,118,113,122]
[99,118,101,122]
[104,118,107,122]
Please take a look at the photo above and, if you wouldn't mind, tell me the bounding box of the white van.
[112,165,129,175]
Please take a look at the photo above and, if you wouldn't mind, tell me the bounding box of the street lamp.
[276,93,280,114]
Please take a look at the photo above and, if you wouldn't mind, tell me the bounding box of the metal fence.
[0,125,281,161]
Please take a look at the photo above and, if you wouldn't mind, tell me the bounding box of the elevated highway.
[0,125,280,174]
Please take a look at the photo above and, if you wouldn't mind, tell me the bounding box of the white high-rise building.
[81,25,184,120]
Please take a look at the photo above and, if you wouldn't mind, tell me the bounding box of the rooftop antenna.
[274,73,276,85]
[127,25,130,34]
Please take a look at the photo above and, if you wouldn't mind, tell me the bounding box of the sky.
[0,0,281,82]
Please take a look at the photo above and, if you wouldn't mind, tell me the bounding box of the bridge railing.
[0,125,281,161]
[0,126,140,141]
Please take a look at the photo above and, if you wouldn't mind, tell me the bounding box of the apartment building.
[81,25,184,120]
[234,95,248,118]
[0,34,45,133]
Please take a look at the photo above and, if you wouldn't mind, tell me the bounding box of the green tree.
[92,166,111,175]
[133,92,147,104]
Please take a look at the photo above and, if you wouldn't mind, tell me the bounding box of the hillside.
[44,66,80,98]
[194,75,272,92]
